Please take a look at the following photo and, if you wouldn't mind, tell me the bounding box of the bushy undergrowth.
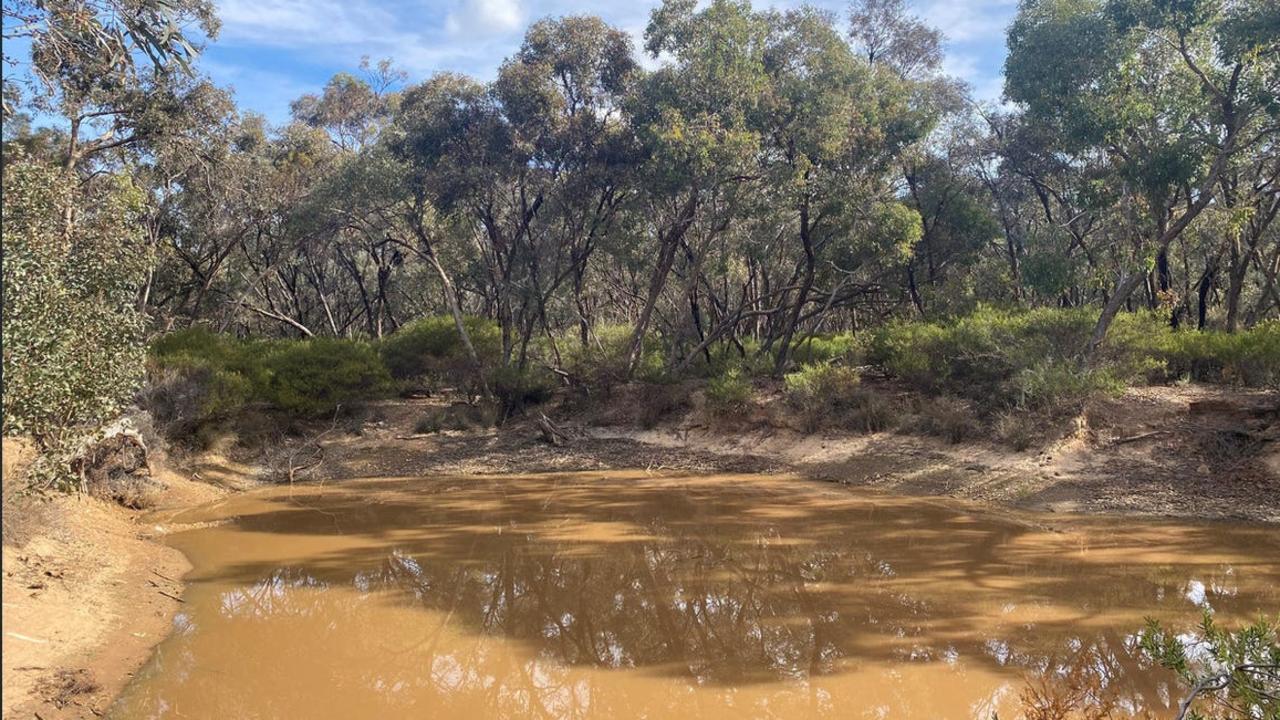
[146,329,392,440]
[259,339,393,417]
[788,333,863,367]
[705,367,753,416]
[379,315,501,390]
[1160,321,1280,387]
[865,307,1279,417]
[866,307,1129,414]
[563,323,669,392]
[140,308,1277,447]
[783,362,891,432]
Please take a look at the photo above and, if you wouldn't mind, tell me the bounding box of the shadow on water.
[111,472,1280,719]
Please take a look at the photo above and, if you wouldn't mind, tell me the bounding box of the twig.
[1113,430,1166,445]
[157,590,184,603]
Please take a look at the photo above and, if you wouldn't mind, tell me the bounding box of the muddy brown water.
[109,472,1279,719]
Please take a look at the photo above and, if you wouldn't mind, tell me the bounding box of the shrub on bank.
[867,307,1163,413]
[1159,322,1280,387]
[259,339,393,417]
[705,367,753,416]
[562,323,669,391]
[788,333,863,367]
[378,315,501,390]
[488,365,556,416]
[146,330,393,434]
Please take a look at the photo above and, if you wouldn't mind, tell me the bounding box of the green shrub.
[868,307,1162,413]
[788,333,863,367]
[784,362,861,407]
[259,339,393,417]
[705,367,753,416]
[702,337,772,379]
[781,361,897,433]
[379,315,501,390]
[1139,612,1279,720]
[1159,323,1280,387]
[563,323,669,390]
[2,153,151,448]
[1013,359,1123,413]
[488,365,556,415]
[140,357,254,441]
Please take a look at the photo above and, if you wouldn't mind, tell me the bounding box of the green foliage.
[2,153,152,447]
[379,315,501,385]
[1159,323,1280,388]
[259,339,393,417]
[705,366,753,415]
[1138,612,1280,720]
[784,361,860,406]
[565,324,669,391]
[868,307,1155,413]
[488,365,556,415]
[147,330,393,427]
[783,361,895,433]
[788,333,863,366]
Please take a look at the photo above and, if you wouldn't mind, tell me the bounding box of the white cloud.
[445,0,524,36]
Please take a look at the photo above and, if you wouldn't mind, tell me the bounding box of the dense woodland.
[3,0,1279,448]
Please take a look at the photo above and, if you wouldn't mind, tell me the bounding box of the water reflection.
[110,473,1280,719]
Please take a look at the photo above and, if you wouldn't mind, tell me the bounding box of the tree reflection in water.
[109,473,1280,719]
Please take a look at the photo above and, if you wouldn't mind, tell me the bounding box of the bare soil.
[290,382,1279,523]
[1,381,1275,718]
[2,438,226,720]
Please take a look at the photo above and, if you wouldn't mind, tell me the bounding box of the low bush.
[1012,360,1123,414]
[379,315,501,391]
[1159,322,1280,387]
[911,395,979,443]
[635,383,691,428]
[784,362,864,431]
[563,323,669,392]
[259,339,393,417]
[139,357,254,441]
[867,307,1160,414]
[843,389,898,433]
[705,367,753,416]
[488,365,556,416]
[414,402,498,433]
[788,333,863,367]
[993,411,1037,451]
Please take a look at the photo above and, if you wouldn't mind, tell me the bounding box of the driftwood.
[536,413,572,446]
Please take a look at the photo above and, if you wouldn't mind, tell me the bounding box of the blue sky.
[202,0,1016,123]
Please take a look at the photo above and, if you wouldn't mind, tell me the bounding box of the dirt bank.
[2,439,227,720]
[295,383,1279,523]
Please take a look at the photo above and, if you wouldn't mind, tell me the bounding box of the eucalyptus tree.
[759,7,930,373]
[623,0,770,377]
[1006,0,1280,354]
[491,16,639,366]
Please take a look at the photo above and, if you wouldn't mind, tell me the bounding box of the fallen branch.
[157,590,184,603]
[537,413,571,446]
[1113,430,1166,445]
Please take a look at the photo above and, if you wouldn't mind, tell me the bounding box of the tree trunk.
[773,200,816,377]
[1086,271,1146,360]
[624,193,697,379]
